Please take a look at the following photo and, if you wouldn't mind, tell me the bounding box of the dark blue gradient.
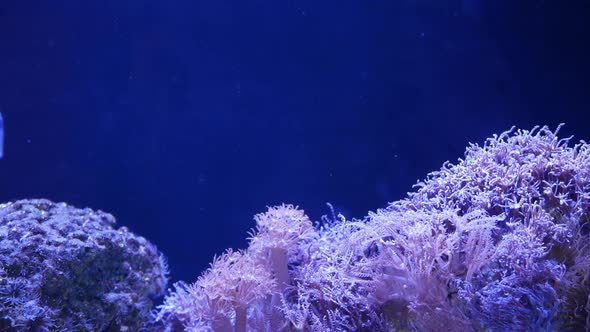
[0,0,588,283]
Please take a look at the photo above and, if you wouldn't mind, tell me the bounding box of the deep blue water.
[0,0,588,283]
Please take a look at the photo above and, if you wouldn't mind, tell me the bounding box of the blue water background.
[0,1,588,283]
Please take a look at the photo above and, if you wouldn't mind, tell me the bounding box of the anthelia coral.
[156,125,590,331]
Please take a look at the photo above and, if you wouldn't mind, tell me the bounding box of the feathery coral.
[157,125,590,331]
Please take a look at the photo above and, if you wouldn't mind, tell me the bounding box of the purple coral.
[157,125,590,331]
[0,199,168,331]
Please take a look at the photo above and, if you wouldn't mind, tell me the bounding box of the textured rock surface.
[0,199,168,331]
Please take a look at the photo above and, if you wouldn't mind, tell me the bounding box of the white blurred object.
[0,112,3,159]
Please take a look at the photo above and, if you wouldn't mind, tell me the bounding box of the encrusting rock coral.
[0,199,168,331]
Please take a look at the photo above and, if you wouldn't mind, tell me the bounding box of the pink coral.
[157,125,590,331]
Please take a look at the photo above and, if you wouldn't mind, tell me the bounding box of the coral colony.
[0,199,168,331]
[2,125,590,331]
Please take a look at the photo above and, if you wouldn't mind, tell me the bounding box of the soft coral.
[156,205,315,331]
[158,125,590,331]
[156,249,275,332]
